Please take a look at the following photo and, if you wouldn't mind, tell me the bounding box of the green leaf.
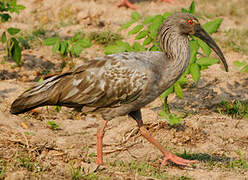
[162,12,172,19]
[189,1,195,14]
[178,75,188,85]
[59,40,68,56]
[104,41,131,55]
[1,32,7,43]
[128,25,143,35]
[131,11,141,21]
[197,57,218,66]
[0,13,11,22]
[202,18,223,34]
[189,40,199,65]
[70,43,83,57]
[143,37,153,45]
[135,30,147,40]
[233,60,246,67]
[52,40,60,54]
[77,39,91,48]
[7,27,20,35]
[174,82,184,99]
[118,20,135,31]
[196,37,211,56]
[181,8,189,13]
[132,42,146,52]
[38,77,44,83]
[70,32,80,43]
[142,16,155,25]
[190,63,200,83]
[14,4,25,11]
[53,105,61,112]
[149,44,160,51]
[166,113,183,126]
[43,37,59,46]
[160,86,174,99]
[148,15,164,39]
[9,38,22,65]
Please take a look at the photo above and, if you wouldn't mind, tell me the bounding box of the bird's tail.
[10,72,71,114]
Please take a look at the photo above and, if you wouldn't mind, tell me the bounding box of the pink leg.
[139,126,198,166]
[157,0,178,4]
[117,0,137,10]
[96,119,108,165]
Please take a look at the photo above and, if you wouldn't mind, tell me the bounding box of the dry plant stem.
[139,126,198,166]
[96,119,108,165]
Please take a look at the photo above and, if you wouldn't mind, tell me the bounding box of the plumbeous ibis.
[10,13,228,166]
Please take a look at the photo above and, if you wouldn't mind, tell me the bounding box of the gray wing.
[58,55,148,108]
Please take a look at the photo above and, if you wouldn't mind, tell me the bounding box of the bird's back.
[11,51,167,118]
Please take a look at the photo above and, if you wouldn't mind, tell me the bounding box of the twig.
[104,142,139,154]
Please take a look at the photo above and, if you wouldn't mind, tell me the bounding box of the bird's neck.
[160,32,190,88]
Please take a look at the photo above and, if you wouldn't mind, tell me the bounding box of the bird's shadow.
[0,54,57,81]
[0,70,19,80]
[167,77,248,114]
[22,54,56,72]
[178,152,231,163]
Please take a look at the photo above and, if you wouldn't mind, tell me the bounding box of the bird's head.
[158,13,228,72]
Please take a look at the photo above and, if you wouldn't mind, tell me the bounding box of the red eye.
[187,19,193,25]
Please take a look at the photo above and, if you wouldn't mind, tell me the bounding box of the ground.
[0,0,248,179]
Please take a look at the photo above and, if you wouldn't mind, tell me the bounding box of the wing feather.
[58,57,148,109]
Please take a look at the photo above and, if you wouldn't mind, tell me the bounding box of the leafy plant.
[229,150,248,169]
[0,159,7,179]
[216,100,248,119]
[18,28,49,49]
[159,109,183,126]
[44,32,91,58]
[104,1,224,124]
[0,0,25,65]
[47,121,60,130]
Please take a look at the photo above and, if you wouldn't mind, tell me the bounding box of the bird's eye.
[187,19,193,25]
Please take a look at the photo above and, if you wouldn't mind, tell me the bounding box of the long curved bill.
[194,25,228,72]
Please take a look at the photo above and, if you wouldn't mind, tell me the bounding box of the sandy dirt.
[0,0,248,179]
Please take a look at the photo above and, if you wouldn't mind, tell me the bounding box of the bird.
[10,13,228,166]
[117,0,176,10]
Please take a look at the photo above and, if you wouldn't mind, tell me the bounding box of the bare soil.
[0,0,248,179]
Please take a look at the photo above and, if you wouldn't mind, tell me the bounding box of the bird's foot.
[162,152,198,166]
[117,0,137,10]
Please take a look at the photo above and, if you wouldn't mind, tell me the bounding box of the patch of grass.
[18,28,50,49]
[228,151,248,169]
[70,165,83,180]
[223,29,248,55]
[58,6,77,27]
[88,31,122,45]
[216,100,248,119]
[109,160,169,179]
[0,159,7,179]
[70,164,99,180]
[18,156,35,171]
[82,173,99,180]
